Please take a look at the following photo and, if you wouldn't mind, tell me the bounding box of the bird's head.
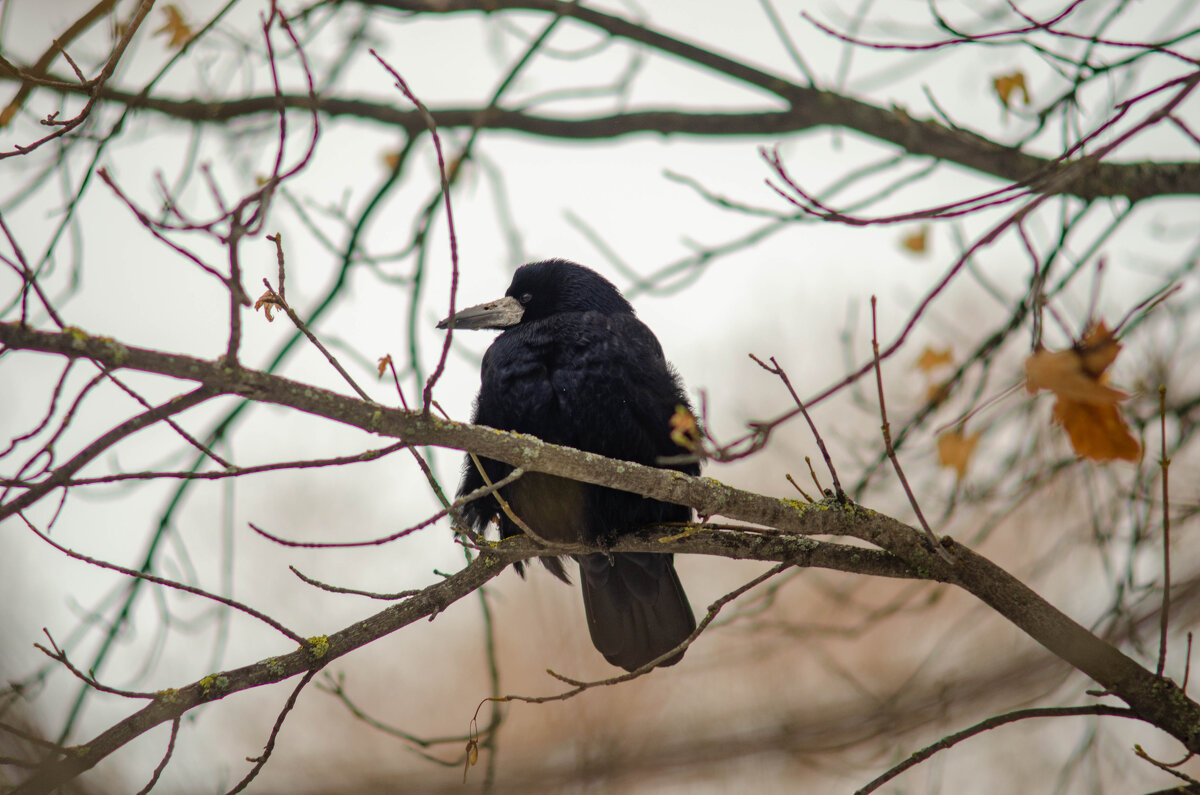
[436,259,633,330]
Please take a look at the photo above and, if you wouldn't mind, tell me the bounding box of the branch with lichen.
[2,319,1198,795]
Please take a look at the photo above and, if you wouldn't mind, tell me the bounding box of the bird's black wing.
[456,309,699,670]
[459,310,696,538]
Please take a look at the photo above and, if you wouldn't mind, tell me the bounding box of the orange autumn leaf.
[155,5,193,49]
[916,345,953,373]
[1024,322,1139,462]
[669,405,700,450]
[938,429,981,479]
[1025,323,1126,403]
[993,71,1030,109]
[1052,400,1140,463]
[901,227,928,254]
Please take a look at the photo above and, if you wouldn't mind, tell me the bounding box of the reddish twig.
[255,278,375,403]
[288,567,419,601]
[134,717,180,795]
[18,513,306,645]
[1,443,408,488]
[0,0,156,160]
[368,50,461,414]
[34,629,157,700]
[225,667,321,794]
[481,563,791,709]
[248,467,525,548]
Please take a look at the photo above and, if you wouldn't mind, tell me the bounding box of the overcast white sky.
[3,1,1200,791]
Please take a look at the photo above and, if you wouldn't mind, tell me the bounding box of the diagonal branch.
[0,383,217,520]
[3,320,1199,763]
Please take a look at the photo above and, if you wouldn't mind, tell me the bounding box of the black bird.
[437,259,699,671]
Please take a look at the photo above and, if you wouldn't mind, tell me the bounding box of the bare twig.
[248,467,524,548]
[256,278,375,403]
[33,629,157,700]
[1158,384,1172,678]
[317,672,465,767]
[134,717,180,795]
[856,704,1141,794]
[1133,745,1200,788]
[18,513,306,645]
[289,566,419,601]
[0,0,156,159]
[226,668,321,794]
[481,562,791,708]
[749,354,845,501]
[870,297,954,564]
[368,51,461,413]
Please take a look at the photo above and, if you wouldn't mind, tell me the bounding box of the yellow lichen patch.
[306,635,330,659]
[198,674,229,695]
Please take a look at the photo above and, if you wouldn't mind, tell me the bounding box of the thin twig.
[19,513,305,644]
[135,717,180,795]
[368,51,460,414]
[1185,632,1194,694]
[484,563,791,708]
[267,233,286,300]
[870,297,954,564]
[248,467,525,548]
[1,443,409,487]
[468,454,549,545]
[1134,745,1200,787]
[225,667,321,794]
[805,457,825,497]
[289,566,418,600]
[256,278,375,404]
[33,629,157,700]
[784,473,814,502]
[317,672,465,766]
[856,704,1140,794]
[749,353,845,501]
[1157,384,1172,677]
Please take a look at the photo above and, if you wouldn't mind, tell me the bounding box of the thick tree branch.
[5,528,910,792]
[7,544,509,794]
[12,86,1194,202]
[3,320,1199,771]
[3,0,1197,199]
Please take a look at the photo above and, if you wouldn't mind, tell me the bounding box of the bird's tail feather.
[579,553,695,672]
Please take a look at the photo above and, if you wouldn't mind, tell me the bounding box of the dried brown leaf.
[916,345,953,373]
[993,71,1030,109]
[938,429,982,479]
[254,291,284,322]
[154,5,193,49]
[1052,400,1140,462]
[1025,321,1139,462]
[901,227,928,254]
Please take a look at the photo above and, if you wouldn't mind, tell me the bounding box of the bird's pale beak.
[436,295,524,330]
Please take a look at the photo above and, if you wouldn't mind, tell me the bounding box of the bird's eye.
[519,293,533,305]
